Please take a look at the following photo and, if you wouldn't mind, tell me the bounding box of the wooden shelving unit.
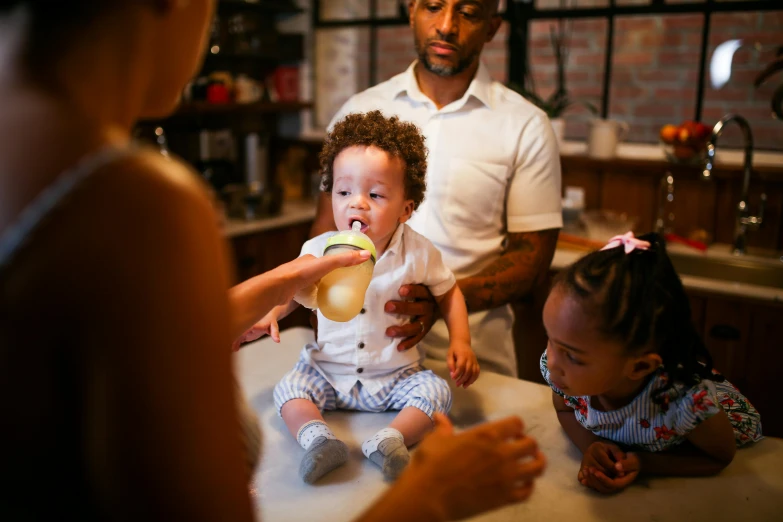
[174,101,311,116]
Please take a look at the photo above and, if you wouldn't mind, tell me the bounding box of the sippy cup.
[316,221,376,322]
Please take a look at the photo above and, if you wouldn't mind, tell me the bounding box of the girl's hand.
[578,441,625,484]
[579,442,640,494]
[447,342,480,388]
[232,313,279,351]
[581,452,640,494]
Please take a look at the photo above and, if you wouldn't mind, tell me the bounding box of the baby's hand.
[579,442,639,494]
[447,342,480,388]
[232,312,280,351]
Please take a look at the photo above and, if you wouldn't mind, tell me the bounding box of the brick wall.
[527,7,783,151]
[315,2,782,151]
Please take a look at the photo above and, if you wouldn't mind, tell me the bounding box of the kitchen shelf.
[175,100,311,116]
[138,101,311,125]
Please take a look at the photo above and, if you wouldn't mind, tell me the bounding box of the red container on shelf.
[273,66,299,102]
[207,83,231,104]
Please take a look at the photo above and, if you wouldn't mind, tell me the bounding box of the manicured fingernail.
[387,304,396,312]
[400,287,409,296]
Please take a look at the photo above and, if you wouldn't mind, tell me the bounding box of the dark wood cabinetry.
[688,292,783,438]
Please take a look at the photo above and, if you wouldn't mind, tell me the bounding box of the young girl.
[541,232,762,494]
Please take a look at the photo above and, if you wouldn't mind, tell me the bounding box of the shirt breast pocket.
[444,158,508,229]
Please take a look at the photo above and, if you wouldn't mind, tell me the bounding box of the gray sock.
[365,436,410,481]
[299,436,349,484]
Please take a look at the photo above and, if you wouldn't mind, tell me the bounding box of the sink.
[669,252,783,289]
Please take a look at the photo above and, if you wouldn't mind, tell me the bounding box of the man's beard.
[415,38,477,77]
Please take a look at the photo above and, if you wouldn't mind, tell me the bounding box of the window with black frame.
[314,0,782,151]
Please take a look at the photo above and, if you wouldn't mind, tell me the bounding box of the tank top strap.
[0,143,138,272]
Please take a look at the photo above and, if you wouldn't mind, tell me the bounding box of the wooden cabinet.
[741,302,783,438]
[701,296,752,388]
[686,291,783,436]
[229,220,313,330]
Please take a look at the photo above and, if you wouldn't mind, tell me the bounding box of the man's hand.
[384,284,437,351]
[578,442,639,494]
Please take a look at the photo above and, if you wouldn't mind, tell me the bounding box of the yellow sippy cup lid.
[324,224,377,263]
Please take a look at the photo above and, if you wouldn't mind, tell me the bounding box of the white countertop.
[559,140,783,168]
[222,199,317,239]
[236,327,783,522]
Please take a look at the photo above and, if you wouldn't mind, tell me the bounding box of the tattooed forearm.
[458,229,559,313]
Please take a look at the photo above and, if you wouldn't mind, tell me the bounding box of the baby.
[237,110,479,484]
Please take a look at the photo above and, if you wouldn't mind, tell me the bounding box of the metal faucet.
[702,114,766,255]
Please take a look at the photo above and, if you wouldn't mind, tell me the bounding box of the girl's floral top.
[540,352,763,452]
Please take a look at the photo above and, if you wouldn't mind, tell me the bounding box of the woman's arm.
[229,249,370,339]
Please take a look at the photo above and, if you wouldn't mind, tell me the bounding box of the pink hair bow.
[600,232,651,254]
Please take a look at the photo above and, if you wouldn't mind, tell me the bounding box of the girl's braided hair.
[555,232,723,403]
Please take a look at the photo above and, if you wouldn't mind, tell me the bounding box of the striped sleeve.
[673,379,722,437]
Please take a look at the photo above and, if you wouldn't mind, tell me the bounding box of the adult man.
[311,0,561,377]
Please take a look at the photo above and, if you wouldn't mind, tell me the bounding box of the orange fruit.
[659,124,678,145]
[677,127,691,144]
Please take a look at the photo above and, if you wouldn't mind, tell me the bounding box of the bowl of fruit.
[659,121,712,165]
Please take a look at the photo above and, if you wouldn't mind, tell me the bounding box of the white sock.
[297,420,336,451]
[361,427,405,458]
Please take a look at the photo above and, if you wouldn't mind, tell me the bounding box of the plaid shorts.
[274,358,452,419]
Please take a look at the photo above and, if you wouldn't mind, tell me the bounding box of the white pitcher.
[586,119,630,159]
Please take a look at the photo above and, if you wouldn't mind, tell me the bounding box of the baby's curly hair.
[319,110,428,209]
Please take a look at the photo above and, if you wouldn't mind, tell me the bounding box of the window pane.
[608,14,703,145]
[536,0,609,8]
[314,28,371,127]
[529,18,608,140]
[702,11,783,151]
[376,26,416,83]
[482,21,510,85]
[319,0,370,21]
[376,0,403,18]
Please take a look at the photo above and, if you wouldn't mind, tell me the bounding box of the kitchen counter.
[236,327,783,522]
[553,242,783,303]
[222,199,317,239]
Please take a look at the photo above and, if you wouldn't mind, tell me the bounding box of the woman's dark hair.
[555,232,723,402]
[1,2,126,66]
[319,110,428,210]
